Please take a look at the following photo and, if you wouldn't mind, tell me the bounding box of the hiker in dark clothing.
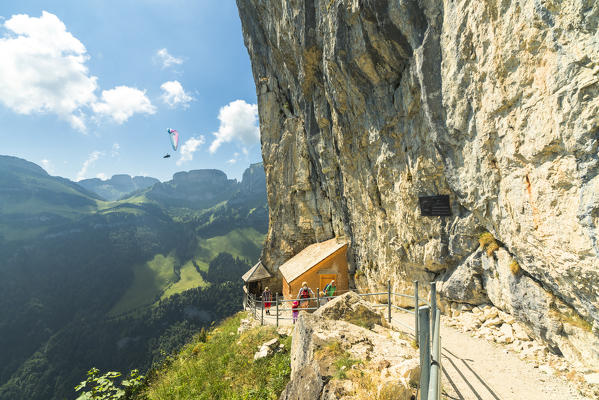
[262,287,272,315]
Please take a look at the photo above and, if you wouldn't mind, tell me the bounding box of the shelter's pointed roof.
[242,261,272,282]
[278,238,348,283]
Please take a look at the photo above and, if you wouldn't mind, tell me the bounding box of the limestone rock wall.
[236,0,599,366]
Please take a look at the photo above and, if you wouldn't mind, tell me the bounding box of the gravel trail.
[389,311,589,400]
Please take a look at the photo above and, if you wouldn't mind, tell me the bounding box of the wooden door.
[319,274,336,293]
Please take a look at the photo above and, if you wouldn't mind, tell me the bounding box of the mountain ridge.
[0,154,268,400]
[78,174,160,201]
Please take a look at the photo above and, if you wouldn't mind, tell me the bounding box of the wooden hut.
[242,261,272,298]
[279,238,349,300]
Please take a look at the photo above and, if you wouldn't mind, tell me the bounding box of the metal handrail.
[392,304,415,314]
[243,280,442,398]
[391,292,415,299]
[357,291,389,297]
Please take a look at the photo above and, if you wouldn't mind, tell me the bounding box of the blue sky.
[0,1,261,181]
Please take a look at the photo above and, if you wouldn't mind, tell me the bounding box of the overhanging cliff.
[236,0,599,367]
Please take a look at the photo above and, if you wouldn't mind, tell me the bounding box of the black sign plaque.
[419,195,451,216]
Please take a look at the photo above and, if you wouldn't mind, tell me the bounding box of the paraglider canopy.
[167,128,179,151]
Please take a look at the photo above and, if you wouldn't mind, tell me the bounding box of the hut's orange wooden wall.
[282,245,349,300]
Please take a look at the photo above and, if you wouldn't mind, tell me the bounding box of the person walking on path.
[262,287,272,315]
[323,280,336,302]
[292,301,299,324]
[297,282,314,309]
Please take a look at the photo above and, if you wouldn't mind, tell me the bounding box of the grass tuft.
[315,342,361,380]
[478,232,495,247]
[550,304,593,333]
[509,260,521,275]
[486,242,499,256]
[479,232,500,256]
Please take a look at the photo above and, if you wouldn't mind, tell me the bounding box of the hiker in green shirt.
[323,280,336,302]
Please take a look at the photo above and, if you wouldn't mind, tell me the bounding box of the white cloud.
[209,100,259,153]
[226,152,240,164]
[156,48,183,68]
[92,86,156,124]
[160,80,193,108]
[40,159,54,173]
[76,151,102,181]
[96,172,108,180]
[111,143,120,157]
[177,136,206,166]
[0,11,98,131]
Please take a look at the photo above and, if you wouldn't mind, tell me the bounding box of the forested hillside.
[0,156,267,400]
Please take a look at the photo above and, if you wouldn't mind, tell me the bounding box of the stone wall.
[236,0,599,367]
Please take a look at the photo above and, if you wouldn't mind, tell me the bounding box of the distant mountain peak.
[78,174,160,201]
[0,155,49,176]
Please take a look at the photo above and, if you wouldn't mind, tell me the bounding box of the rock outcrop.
[236,0,599,367]
[280,292,418,400]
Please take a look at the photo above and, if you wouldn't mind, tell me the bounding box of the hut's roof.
[242,261,272,283]
[279,238,348,283]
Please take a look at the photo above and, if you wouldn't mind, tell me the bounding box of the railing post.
[275,293,279,327]
[438,335,442,400]
[414,280,419,346]
[387,280,392,323]
[428,310,441,400]
[261,299,264,326]
[430,281,437,334]
[317,287,320,309]
[418,306,431,400]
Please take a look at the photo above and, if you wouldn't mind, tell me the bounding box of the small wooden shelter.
[242,260,272,297]
[279,238,349,299]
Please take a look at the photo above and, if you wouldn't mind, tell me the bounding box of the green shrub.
[75,368,144,400]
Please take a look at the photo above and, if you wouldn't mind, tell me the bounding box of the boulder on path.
[313,291,388,329]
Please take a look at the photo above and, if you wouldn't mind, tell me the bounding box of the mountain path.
[253,304,589,399]
[389,311,589,400]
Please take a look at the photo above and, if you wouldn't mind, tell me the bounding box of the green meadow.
[109,253,178,316]
[109,227,265,316]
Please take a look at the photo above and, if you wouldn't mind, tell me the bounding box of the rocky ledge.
[279,292,419,400]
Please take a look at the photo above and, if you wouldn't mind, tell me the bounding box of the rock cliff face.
[236,0,599,366]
